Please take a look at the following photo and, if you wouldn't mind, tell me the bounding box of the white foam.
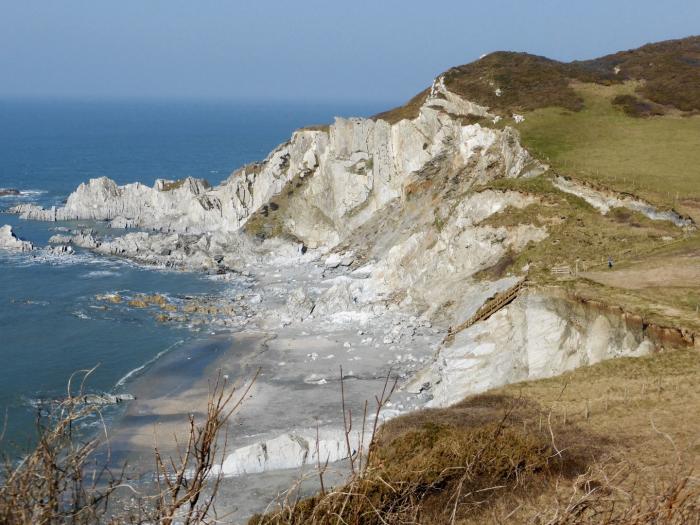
[115,339,184,388]
[0,189,48,201]
[83,270,120,278]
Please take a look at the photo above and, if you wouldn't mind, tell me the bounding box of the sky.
[1,0,698,104]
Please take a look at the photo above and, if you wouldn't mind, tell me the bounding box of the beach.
[101,257,443,520]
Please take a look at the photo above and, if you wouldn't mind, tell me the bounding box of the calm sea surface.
[0,98,385,450]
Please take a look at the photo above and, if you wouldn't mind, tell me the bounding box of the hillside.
[378,36,700,119]
[248,37,700,524]
[373,36,700,336]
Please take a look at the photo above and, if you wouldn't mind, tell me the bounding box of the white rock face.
[425,291,654,407]
[553,176,694,228]
[428,74,493,118]
[217,428,368,476]
[8,73,685,498]
[281,113,545,248]
[0,225,33,252]
[371,190,546,314]
[11,83,546,251]
[285,287,315,322]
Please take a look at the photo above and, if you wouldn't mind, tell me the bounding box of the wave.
[4,250,98,268]
[83,270,121,278]
[115,339,184,388]
[0,189,49,205]
[0,188,48,197]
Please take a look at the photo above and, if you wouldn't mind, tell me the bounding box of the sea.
[0,98,385,452]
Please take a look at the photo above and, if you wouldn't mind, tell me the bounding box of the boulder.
[324,253,342,268]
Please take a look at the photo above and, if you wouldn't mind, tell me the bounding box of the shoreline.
[105,331,266,470]
[99,264,442,520]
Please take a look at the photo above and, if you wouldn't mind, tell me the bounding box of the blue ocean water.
[0,98,385,451]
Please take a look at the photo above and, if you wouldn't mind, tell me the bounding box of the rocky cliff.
[418,287,697,407]
[10,71,696,428]
[12,81,543,242]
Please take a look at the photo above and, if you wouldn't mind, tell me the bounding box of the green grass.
[477,176,679,272]
[518,82,700,214]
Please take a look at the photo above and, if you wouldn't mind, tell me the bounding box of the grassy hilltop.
[380,36,700,217]
[252,37,700,524]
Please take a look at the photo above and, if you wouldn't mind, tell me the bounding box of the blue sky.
[1,0,698,103]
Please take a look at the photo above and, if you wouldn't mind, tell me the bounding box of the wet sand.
[100,260,442,522]
[106,331,267,470]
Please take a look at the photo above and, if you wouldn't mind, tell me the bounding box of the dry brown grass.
[444,52,586,114]
[376,36,700,123]
[373,89,429,124]
[580,35,700,113]
[474,174,700,333]
[250,350,700,524]
[250,409,563,525]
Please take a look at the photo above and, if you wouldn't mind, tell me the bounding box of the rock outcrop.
[0,225,33,252]
[553,176,694,228]
[11,83,546,250]
[415,288,659,407]
[11,72,692,467]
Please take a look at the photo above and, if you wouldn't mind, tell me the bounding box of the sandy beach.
[102,266,442,520]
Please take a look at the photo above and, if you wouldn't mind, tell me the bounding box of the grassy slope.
[469,77,700,332]
[519,82,700,217]
[475,172,699,332]
[251,350,700,524]
[510,81,700,332]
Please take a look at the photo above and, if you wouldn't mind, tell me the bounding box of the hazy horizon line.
[0,94,402,107]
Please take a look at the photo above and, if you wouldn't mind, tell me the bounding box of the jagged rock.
[46,244,74,256]
[109,216,135,229]
[53,231,101,249]
[48,234,73,244]
[217,428,368,476]
[340,251,355,266]
[0,188,20,196]
[0,225,33,252]
[324,253,342,268]
[324,251,355,269]
[10,82,547,256]
[371,191,546,315]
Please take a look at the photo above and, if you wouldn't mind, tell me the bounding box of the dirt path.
[582,257,700,290]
